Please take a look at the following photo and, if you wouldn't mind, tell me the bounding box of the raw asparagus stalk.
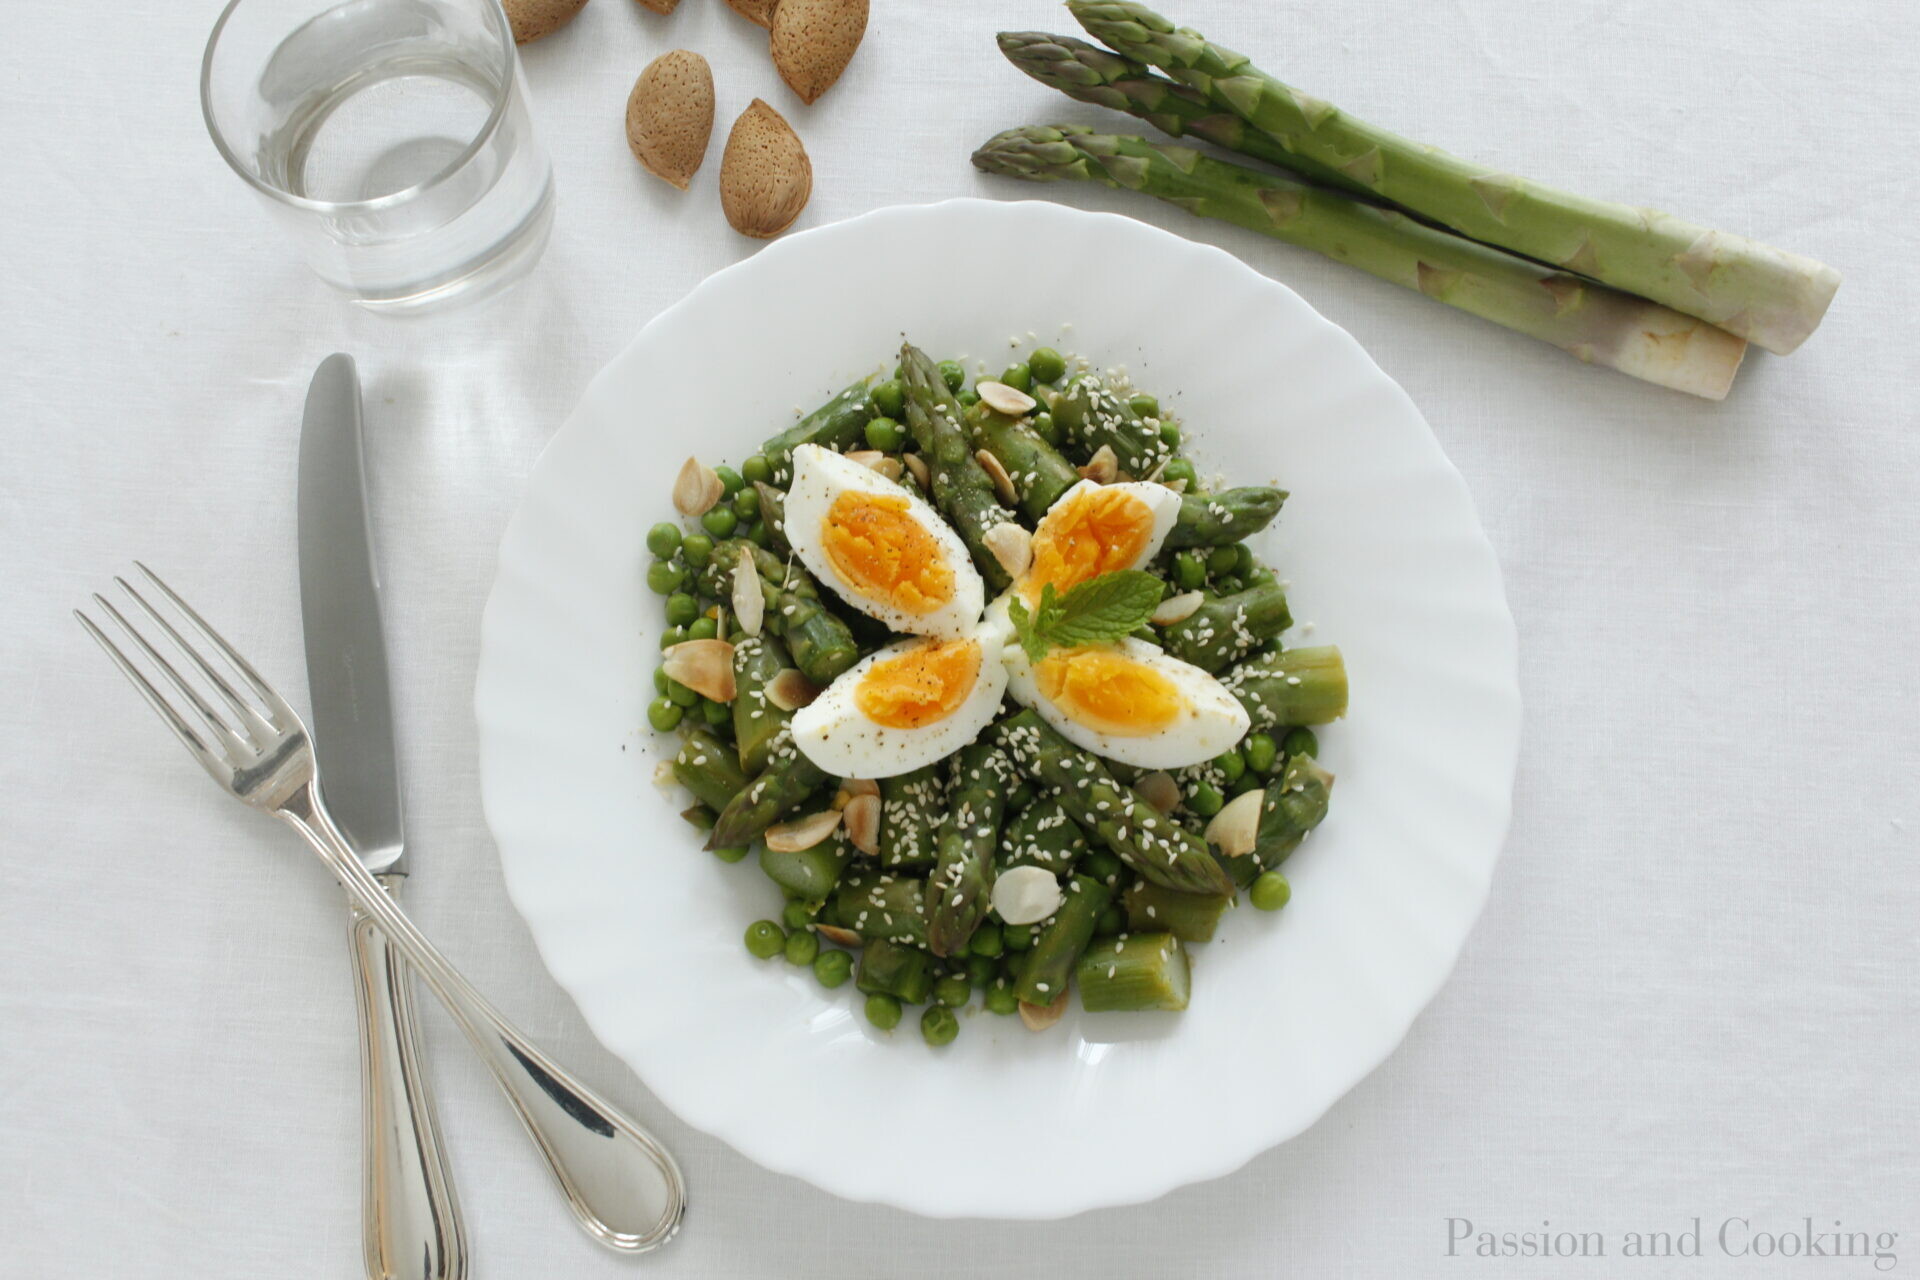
[1220,644,1349,730]
[1077,931,1191,1011]
[701,540,859,683]
[926,739,1018,957]
[836,870,933,949]
[673,728,750,813]
[1012,873,1112,1006]
[731,632,796,773]
[1122,881,1231,942]
[997,710,1234,896]
[1165,487,1285,549]
[1256,753,1334,868]
[707,722,828,849]
[899,343,1018,592]
[879,765,944,869]
[1001,796,1090,875]
[1050,375,1175,477]
[759,834,852,903]
[997,30,1370,198]
[752,481,791,554]
[972,126,1747,400]
[855,938,936,1004]
[965,402,1080,521]
[1070,0,1839,355]
[1159,580,1292,672]
[760,378,877,484]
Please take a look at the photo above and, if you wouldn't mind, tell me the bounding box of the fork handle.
[282,789,686,1254]
[350,878,466,1280]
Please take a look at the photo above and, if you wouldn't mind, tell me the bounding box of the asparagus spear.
[1012,873,1112,1006]
[1078,931,1190,1011]
[752,481,791,554]
[898,344,1018,593]
[700,540,859,683]
[997,30,1370,198]
[731,632,796,773]
[760,378,877,484]
[1069,0,1839,355]
[1001,796,1090,875]
[1159,580,1292,673]
[1255,753,1334,869]
[1122,881,1231,942]
[879,765,944,869]
[855,938,936,1004]
[1165,487,1285,549]
[1220,644,1349,730]
[926,739,1018,957]
[759,834,852,903]
[1050,375,1174,478]
[965,402,1079,522]
[972,126,1748,400]
[837,871,932,949]
[707,722,828,849]
[997,710,1234,896]
[673,728,750,813]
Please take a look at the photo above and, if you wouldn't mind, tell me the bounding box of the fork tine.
[92,593,253,760]
[76,609,233,781]
[134,562,301,725]
[114,574,276,746]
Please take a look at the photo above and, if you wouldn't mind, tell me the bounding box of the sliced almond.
[1136,770,1180,815]
[731,547,765,637]
[770,0,868,105]
[976,380,1037,417]
[816,924,862,948]
[982,521,1032,579]
[1078,444,1119,484]
[722,0,774,23]
[1162,476,1189,493]
[662,638,737,702]
[673,456,724,517]
[719,99,811,239]
[869,456,903,482]
[842,778,880,798]
[625,50,714,191]
[1019,989,1069,1032]
[992,865,1063,926]
[652,758,681,788]
[764,807,842,852]
[1205,789,1265,857]
[975,449,1018,506]
[766,667,821,711]
[842,793,881,854]
[902,452,931,490]
[1151,590,1204,626]
[844,449,887,469]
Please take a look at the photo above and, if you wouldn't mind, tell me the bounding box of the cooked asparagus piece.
[753,481,791,554]
[926,739,1018,957]
[1077,931,1190,1011]
[1012,873,1112,1006]
[759,834,852,903]
[972,126,1748,400]
[1256,753,1335,868]
[1122,882,1231,942]
[761,378,877,483]
[1001,796,1090,875]
[673,728,750,813]
[855,938,936,1004]
[1050,375,1174,477]
[731,632,796,773]
[700,540,859,683]
[1165,487,1285,549]
[879,765,944,869]
[899,343,1018,592]
[965,402,1079,521]
[1159,580,1291,673]
[1220,645,1349,730]
[997,710,1234,896]
[707,723,828,849]
[836,870,932,949]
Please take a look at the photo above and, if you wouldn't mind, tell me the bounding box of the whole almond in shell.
[770,0,867,104]
[719,99,811,239]
[626,50,714,190]
[724,0,778,27]
[504,0,589,43]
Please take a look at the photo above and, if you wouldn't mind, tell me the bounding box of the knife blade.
[298,353,405,874]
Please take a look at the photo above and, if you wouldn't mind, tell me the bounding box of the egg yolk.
[854,639,982,730]
[1034,647,1182,737]
[1024,487,1156,601]
[822,491,955,615]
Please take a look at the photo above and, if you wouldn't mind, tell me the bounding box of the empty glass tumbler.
[202,0,554,312]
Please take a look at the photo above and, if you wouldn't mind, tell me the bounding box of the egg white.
[1002,634,1249,770]
[791,625,1009,778]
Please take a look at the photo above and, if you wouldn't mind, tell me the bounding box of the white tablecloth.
[4,1,1916,1275]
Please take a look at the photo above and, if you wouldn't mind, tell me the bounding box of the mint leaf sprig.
[1007,569,1164,663]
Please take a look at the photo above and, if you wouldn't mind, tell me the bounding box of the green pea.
[665,677,698,708]
[701,506,738,538]
[711,844,750,863]
[681,533,714,568]
[1160,421,1183,447]
[937,360,966,392]
[701,697,731,726]
[1003,924,1034,951]
[713,464,743,496]
[646,697,683,732]
[813,948,853,988]
[659,625,688,651]
[783,928,820,966]
[1207,544,1241,577]
[653,665,670,696]
[1250,871,1292,912]
[684,617,718,643]
[1083,849,1123,883]
[1244,732,1279,774]
[956,388,979,408]
[1230,770,1262,797]
[864,416,905,452]
[921,1004,960,1046]
[664,592,699,627]
[1213,575,1245,595]
[1173,551,1207,591]
[781,899,814,930]
[741,453,772,485]
[1128,392,1160,419]
[747,519,771,547]
[1189,781,1224,817]
[1094,905,1125,937]
[872,378,905,418]
[732,487,761,522]
[1216,749,1246,783]
[1161,458,1197,487]
[646,522,683,558]
[744,920,786,959]
[969,920,1004,957]
[1246,567,1276,588]
[966,954,998,987]
[985,983,1018,1016]
[1283,727,1320,759]
[934,975,972,1008]
[646,559,685,595]
[999,362,1032,393]
[1031,411,1060,444]
[1029,347,1066,384]
[1234,543,1257,577]
[864,993,903,1031]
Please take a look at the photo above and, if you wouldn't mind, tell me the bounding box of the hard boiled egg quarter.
[1019,479,1181,602]
[784,444,984,639]
[1003,635,1249,770]
[791,624,1009,778]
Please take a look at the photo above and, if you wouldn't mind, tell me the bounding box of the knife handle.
[350,877,466,1280]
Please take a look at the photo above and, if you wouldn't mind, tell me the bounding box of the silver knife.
[300,354,467,1280]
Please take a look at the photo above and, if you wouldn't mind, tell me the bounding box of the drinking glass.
[202,0,554,313]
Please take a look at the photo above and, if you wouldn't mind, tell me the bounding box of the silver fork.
[78,564,686,1254]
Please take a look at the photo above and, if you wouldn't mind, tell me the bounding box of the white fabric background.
[3,1,1916,1275]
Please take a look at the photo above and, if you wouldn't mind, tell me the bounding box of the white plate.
[475,198,1520,1219]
